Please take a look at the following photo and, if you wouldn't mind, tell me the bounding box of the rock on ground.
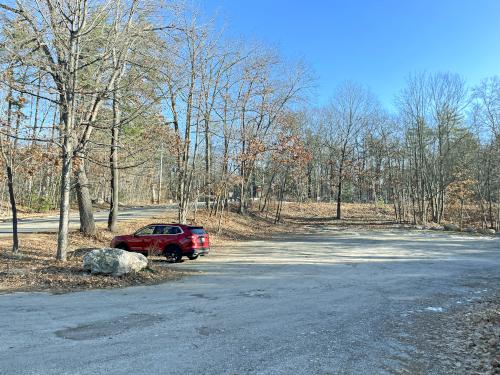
[83,248,148,276]
[444,223,460,232]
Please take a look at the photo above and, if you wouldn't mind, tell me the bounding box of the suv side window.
[136,226,154,236]
[168,226,182,235]
[153,225,168,235]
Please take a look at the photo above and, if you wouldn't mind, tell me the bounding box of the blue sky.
[200,0,500,109]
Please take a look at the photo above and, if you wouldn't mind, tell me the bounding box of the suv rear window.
[189,227,206,235]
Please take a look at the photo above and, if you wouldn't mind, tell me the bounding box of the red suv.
[110,223,210,262]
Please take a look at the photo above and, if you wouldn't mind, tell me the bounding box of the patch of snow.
[426,306,444,312]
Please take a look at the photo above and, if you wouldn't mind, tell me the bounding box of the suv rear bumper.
[186,247,210,256]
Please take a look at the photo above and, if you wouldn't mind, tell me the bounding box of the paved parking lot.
[0,228,499,374]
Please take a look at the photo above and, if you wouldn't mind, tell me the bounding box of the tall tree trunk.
[6,166,18,253]
[108,92,120,232]
[57,139,72,261]
[57,89,76,261]
[274,172,288,224]
[336,162,344,220]
[205,119,211,209]
[56,21,81,261]
[336,178,342,220]
[238,162,246,215]
[157,142,163,204]
[75,157,96,236]
[1,85,19,254]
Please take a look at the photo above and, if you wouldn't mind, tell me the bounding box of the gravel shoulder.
[402,290,500,374]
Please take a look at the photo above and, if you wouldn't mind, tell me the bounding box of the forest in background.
[0,0,498,260]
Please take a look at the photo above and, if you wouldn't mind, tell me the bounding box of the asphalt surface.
[0,228,499,374]
[0,205,175,235]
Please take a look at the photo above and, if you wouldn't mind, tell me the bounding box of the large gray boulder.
[444,223,460,232]
[83,248,148,276]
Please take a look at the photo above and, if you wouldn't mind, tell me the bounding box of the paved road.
[0,205,175,235]
[0,228,499,374]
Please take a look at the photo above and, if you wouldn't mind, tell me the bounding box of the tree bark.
[6,166,18,253]
[108,92,120,232]
[204,117,211,209]
[336,175,343,220]
[57,140,72,261]
[57,84,76,260]
[75,157,96,236]
[157,142,163,204]
[336,155,345,220]
[1,85,19,254]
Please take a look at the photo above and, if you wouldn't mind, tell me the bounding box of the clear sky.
[200,0,500,110]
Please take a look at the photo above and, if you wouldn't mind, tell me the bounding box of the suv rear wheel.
[165,246,182,263]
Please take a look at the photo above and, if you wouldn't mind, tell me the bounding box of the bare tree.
[0,0,161,258]
[324,82,376,219]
